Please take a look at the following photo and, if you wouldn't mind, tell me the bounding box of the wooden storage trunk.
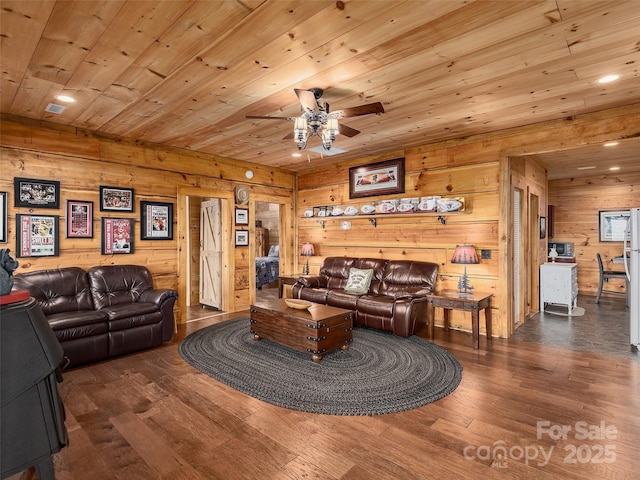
[250,299,353,362]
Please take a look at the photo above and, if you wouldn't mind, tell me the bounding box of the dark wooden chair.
[595,253,629,306]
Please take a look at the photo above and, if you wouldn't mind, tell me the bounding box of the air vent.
[45,103,66,114]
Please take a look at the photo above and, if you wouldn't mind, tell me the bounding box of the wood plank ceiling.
[1,0,639,177]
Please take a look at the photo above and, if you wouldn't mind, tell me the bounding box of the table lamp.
[301,242,315,275]
[451,244,479,294]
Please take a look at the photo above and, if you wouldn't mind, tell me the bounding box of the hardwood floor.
[8,293,639,480]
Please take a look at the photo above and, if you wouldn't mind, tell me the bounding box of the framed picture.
[16,214,59,257]
[101,217,134,254]
[14,177,60,208]
[140,201,173,240]
[235,230,249,247]
[349,158,405,199]
[599,210,630,242]
[66,200,93,238]
[539,216,546,239]
[0,191,7,243]
[235,207,249,226]
[100,186,134,212]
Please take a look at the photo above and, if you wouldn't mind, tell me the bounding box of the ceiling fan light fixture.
[294,116,308,149]
[248,87,384,154]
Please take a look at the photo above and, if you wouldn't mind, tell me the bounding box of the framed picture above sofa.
[66,200,93,238]
[16,214,59,257]
[14,177,60,208]
[102,217,134,254]
[100,186,134,212]
[140,201,173,240]
[348,158,405,199]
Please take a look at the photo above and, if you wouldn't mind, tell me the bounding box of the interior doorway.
[255,201,281,302]
[177,187,233,324]
[199,199,222,309]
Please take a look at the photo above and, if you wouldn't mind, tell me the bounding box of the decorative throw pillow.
[344,267,374,294]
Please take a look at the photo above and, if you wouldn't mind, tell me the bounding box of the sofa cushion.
[357,294,396,317]
[326,289,362,310]
[108,310,163,332]
[13,267,95,315]
[344,268,374,294]
[98,301,159,321]
[320,257,356,289]
[88,265,153,310]
[378,260,438,297]
[46,310,109,332]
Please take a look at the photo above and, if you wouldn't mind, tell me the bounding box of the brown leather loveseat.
[292,257,438,337]
[13,265,177,368]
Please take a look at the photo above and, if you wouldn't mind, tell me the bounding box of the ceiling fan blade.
[332,102,385,118]
[294,89,319,113]
[338,124,360,137]
[282,131,294,140]
[246,115,295,120]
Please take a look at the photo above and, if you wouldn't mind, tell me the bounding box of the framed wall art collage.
[7,177,174,257]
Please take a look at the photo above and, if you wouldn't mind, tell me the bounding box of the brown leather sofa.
[292,257,438,337]
[13,265,178,368]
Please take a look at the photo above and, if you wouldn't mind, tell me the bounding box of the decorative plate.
[417,202,435,212]
[304,209,314,217]
[360,205,376,214]
[344,206,358,216]
[235,185,249,205]
[437,199,463,212]
[284,299,313,309]
[331,207,343,216]
[377,202,396,214]
[397,203,415,213]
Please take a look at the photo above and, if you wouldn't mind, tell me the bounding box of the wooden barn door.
[200,199,222,309]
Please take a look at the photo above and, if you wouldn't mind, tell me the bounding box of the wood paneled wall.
[2,104,638,333]
[297,153,502,337]
[0,115,295,322]
[296,104,640,339]
[549,172,639,297]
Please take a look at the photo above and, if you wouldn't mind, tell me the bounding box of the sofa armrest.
[140,288,178,342]
[140,288,178,306]
[296,276,326,288]
[391,287,431,299]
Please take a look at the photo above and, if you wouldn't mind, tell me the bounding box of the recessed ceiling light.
[597,74,620,84]
[55,94,76,103]
[576,166,596,170]
[603,141,619,147]
[609,166,620,171]
[291,153,302,157]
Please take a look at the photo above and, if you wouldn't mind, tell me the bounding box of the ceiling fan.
[246,88,384,151]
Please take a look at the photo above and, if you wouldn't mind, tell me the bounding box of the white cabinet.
[540,263,578,314]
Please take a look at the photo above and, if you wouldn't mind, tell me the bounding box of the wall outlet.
[341,221,352,230]
[481,249,491,259]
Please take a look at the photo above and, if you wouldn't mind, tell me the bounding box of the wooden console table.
[426,290,493,349]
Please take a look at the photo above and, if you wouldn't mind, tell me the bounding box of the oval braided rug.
[179,318,462,416]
